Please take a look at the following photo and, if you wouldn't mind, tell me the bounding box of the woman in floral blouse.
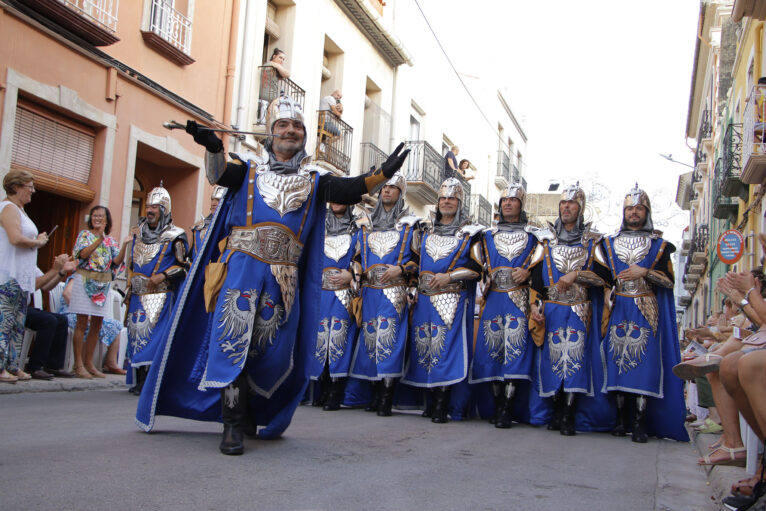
[70,206,128,378]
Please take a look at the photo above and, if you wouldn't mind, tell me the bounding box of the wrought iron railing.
[403,140,442,195]
[694,224,709,253]
[744,85,766,165]
[359,142,387,173]
[59,0,119,32]
[255,66,306,125]
[512,164,520,184]
[497,151,510,181]
[148,0,191,54]
[700,109,712,140]
[724,123,743,177]
[316,110,353,174]
[713,124,745,216]
[470,194,492,226]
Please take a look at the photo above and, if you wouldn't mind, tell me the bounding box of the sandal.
[710,437,724,450]
[699,445,746,466]
[672,353,723,380]
[733,475,762,497]
[0,370,18,383]
[696,418,724,434]
[10,369,31,381]
[103,366,127,375]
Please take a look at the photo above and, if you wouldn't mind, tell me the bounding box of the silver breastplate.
[256,169,312,217]
[494,231,527,261]
[551,245,587,274]
[324,234,351,262]
[132,240,162,267]
[368,230,400,258]
[613,234,651,266]
[425,234,460,262]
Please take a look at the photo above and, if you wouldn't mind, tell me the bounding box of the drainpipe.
[222,0,241,152]
[234,0,257,153]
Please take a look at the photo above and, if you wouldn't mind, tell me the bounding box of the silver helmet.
[623,183,651,212]
[438,177,463,203]
[500,182,526,209]
[383,172,407,200]
[265,94,305,135]
[211,185,226,201]
[147,184,171,214]
[560,182,586,214]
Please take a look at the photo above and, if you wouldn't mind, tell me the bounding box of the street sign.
[717,229,745,264]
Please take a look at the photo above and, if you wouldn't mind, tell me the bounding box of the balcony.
[254,67,306,128]
[700,108,713,150]
[741,85,766,183]
[470,194,492,227]
[141,0,194,66]
[678,295,692,307]
[17,0,120,45]
[681,230,692,256]
[713,124,748,220]
[403,140,442,204]
[359,142,387,174]
[512,164,520,184]
[690,224,708,265]
[496,151,511,188]
[316,111,353,174]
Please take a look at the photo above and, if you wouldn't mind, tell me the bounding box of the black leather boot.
[431,386,451,424]
[560,392,576,436]
[313,367,330,407]
[611,392,627,437]
[131,367,148,396]
[547,391,562,431]
[422,389,434,418]
[365,380,382,412]
[377,379,395,417]
[632,396,648,443]
[489,381,504,424]
[323,377,345,411]
[219,375,247,455]
[495,382,515,429]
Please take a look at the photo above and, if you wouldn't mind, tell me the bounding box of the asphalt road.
[0,388,715,511]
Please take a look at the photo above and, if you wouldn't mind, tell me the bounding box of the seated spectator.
[444,145,459,180]
[318,90,343,137]
[24,254,78,380]
[457,159,475,181]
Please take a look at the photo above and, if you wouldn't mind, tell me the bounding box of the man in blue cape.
[135,95,410,455]
[600,184,688,442]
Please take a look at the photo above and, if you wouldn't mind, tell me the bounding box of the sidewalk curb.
[0,374,127,394]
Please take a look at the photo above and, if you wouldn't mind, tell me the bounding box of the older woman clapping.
[0,170,48,383]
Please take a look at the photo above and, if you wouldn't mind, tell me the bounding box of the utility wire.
[412,0,525,170]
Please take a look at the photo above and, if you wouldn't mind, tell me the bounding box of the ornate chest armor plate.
[368,231,400,258]
[425,234,460,262]
[228,224,303,265]
[546,284,588,304]
[363,265,406,288]
[322,268,350,291]
[132,239,162,267]
[613,234,651,266]
[324,234,351,262]
[130,274,170,295]
[256,169,312,217]
[489,267,522,292]
[418,272,466,296]
[551,245,587,274]
[494,231,527,260]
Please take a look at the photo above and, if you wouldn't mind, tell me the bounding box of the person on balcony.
[266,48,290,79]
[258,48,292,124]
[347,173,419,417]
[528,183,611,436]
[457,159,475,181]
[444,145,459,180]
[318,90,343,138]
[469,182,538,429]
[600,184,687,443]
[135,95,410,456]
[401,178,482,423]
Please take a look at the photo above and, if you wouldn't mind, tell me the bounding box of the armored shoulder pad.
[527,225,555,242]
[191,220,205,231]
[582,224,603,242]
[160,225,187,243]
[396,214,421,229]
[230,151,267,167]
[301,162,330,176]
[458,224,484,238]
[651,229,664,239]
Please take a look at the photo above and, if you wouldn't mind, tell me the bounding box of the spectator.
[318,90,343,137]
[266,48,290,79]
[258,48,292,124]
[457,159,475,181]
[69,205,128,379]
[24,254,78,380]
[0,170,48,383]
[59,278,125,375]
[444,145,459,180]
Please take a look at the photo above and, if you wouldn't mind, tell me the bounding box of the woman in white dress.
[0,170,48,383]
[69,205,128,379]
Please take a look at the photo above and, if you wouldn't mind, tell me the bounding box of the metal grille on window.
[11,106,94,184]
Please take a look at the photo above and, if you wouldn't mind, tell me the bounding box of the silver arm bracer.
[449,268,480,282]
[645,270,674,288]
[470,241,484,266]
[575,270,606,287]
[205,150,227,185]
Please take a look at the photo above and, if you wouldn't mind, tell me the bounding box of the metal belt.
[322,269,350,291]
[227,224,303,265]
[489,267,522,292]
[362,265,406,289]
[546,284,588,304]
[418,272,466,296]
[130,274,169,295]
[615,277,653,296]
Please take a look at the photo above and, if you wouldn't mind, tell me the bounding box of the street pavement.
[0,382,718,511]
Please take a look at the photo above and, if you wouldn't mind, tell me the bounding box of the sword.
[162,120,282,138]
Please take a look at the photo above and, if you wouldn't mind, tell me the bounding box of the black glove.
[381,142,411,178]
[185,120,224,153]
